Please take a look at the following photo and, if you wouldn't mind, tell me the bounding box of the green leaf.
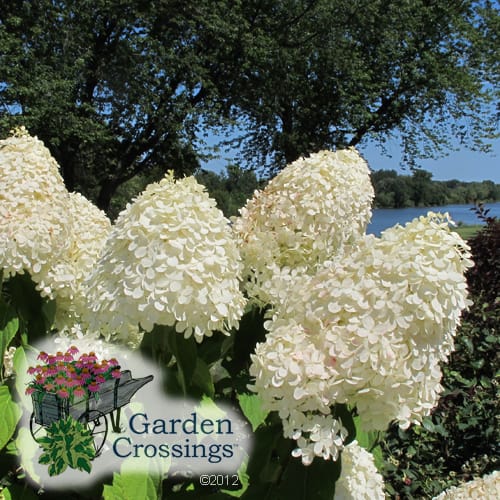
[221,458,250,497]
[103,471,160,500]
[5,274,48,340]
[371,444,384,472]
[227,307,267,377]
[0,385,21,450]
[353,415,381,454]
[238,393,269,431]
[0,487,12,500]
[191,358,215,397]
[15,427,41,484]
[77,456,92,473]
[0,302,19,376]
[13,346,30,409]
[246,419,285,483]
[41,299,56,329]
[270,454,342,500]
[197,395,228,421]
[0,485,37,500]
[36,416,95,476]
[422,418,435,433]
[165,326,198,395]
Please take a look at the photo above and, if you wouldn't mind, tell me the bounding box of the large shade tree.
[207,0,499,172]
[0,0,215,210]
[1,0,498,212]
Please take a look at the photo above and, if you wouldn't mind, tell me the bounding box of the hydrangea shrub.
[0,128,476,498]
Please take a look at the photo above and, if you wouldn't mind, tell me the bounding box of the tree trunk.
[96,178,121,214]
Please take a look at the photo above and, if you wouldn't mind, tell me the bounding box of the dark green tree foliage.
[213,0,499,173]
[195,165,261,217]
[381,215,500,499]
[0,0,213,210]
[1,1,499,212]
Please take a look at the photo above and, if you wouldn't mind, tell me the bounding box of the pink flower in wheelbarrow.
[87,382,100,393]
[56,388,70,399]
[37,352,49,362]
[26,347,123,401]
[73,386,86,398]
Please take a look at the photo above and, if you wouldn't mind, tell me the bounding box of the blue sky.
[360,139,500,183]
[202,134,500,183]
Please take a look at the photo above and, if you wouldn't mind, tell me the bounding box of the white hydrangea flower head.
[432,470,500,500]
[288,412,348,465]
[0,127,73,298]
[233,148,373,305]
[84,172,246,343]
[2,346,17,377]
[335,440,385,500]
[250,212,473,449]
[53,192,111,329]
[249,319,348,465]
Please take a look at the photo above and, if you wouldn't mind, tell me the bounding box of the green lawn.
[453,224,483,240]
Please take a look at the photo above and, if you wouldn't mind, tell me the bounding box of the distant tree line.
[372,169,500,209]
[193,165,500,218]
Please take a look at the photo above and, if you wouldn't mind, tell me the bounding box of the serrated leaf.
[0,385,21,450]
[237,393,268,431]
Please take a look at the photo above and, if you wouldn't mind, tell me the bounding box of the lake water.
[367,202,500,236]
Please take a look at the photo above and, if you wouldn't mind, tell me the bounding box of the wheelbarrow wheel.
[29,412,47,443]
[78,410,108,457]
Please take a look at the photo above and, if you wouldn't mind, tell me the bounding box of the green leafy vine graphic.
[38,416,95,476]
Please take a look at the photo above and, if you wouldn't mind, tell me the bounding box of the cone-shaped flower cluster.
[335,440,386,499]
[0,128,111,323]
[254,214,473,431]
[84,172,246,343]
[232,148,373,305]
[248,150,472,464]
[53,193,111,329]
[0,127,73,296]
